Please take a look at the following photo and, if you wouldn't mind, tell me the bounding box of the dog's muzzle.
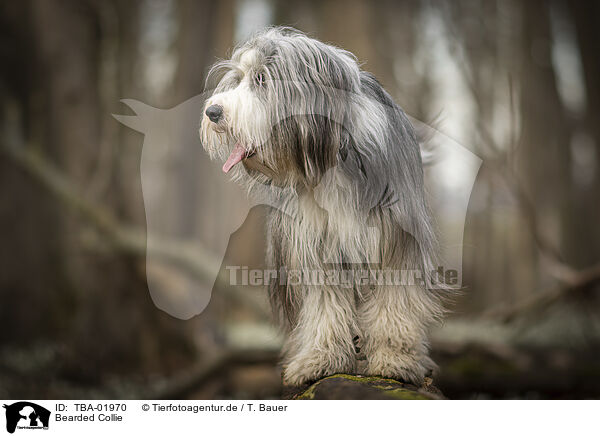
[202,104,259,174]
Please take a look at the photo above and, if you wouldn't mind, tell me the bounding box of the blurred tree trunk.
[565,1,600,267]
[169,0,239,351]
[518,0,572,278]
[367,0,431,120]
[440,0,539,311]
[174,0,233,104]
[0,0,67,348]
[172,0,235,239]
[0,0,198,381]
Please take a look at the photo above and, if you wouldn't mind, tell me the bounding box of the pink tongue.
[222,143,247,173]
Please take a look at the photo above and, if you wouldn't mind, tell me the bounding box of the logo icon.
[3,402,50,434]
[114,95,481,319]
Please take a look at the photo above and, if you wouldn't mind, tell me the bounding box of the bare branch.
[145,348,280,400]
[479,261,600,323]
[1,141,271,319]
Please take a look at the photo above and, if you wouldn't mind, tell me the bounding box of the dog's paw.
[283,350,355,386]
[364,347,432,386]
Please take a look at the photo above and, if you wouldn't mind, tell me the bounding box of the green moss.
[295,374,434,400]
[296,383,317,399]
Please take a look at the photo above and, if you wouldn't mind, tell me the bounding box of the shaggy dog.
[200,27,443,386]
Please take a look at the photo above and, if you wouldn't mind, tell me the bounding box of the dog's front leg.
[282,286,357,386]
[358,285,439,386]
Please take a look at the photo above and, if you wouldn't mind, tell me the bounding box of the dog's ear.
[289,114,340,187]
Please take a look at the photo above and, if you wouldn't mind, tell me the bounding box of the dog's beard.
[201,123,285,187]
[200,117,257,174]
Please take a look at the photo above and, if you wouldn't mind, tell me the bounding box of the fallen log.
[285,374,444,400]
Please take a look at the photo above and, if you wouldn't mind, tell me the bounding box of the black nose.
[205,105,223,123]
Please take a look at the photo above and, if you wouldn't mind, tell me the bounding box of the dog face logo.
[113,28,481,321]
[114,95,480,320]
[3,402,50,434]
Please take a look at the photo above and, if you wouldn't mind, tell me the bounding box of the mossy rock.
[287,374,443,400]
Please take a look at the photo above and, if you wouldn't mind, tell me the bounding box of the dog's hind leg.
[282,286,357,386]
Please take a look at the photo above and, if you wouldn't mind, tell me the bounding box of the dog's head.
[200,27,371,188]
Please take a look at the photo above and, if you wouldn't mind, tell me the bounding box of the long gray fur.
[200,27,445,386]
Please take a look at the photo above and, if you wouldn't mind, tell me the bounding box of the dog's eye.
[254,72,266,87]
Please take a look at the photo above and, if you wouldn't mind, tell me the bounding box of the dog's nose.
[205,105,223,123]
